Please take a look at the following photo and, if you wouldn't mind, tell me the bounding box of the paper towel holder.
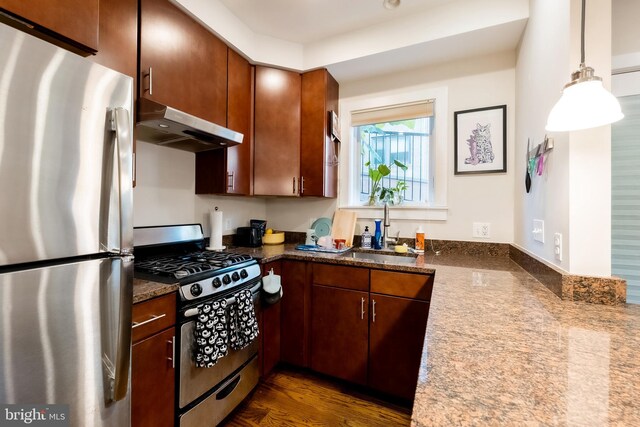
[206,206,226,251]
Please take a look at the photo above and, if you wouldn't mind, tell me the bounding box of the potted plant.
[366,159,408,206]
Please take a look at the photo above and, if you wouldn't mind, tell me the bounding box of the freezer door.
[0,23,134,266]
[0,256,133,427]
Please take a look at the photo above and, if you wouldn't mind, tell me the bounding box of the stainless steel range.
[134,224,261,427]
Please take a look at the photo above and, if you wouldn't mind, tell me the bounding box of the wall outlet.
[225,219,232,230]
[473,222,491,238]
[533,219,544,243]
[554,233,562,261]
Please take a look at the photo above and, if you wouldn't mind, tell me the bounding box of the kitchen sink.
[339,251,417,264]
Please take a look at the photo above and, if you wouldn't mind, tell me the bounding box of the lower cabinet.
[280,260,311,367]
[310,285,369,385]
[309,263,432,400]
[132,293,176,427]
[260,260,282,377]
[368,293,429,400]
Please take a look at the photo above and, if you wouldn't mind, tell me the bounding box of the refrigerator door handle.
[110,256,134,402]
[107,108,134,255]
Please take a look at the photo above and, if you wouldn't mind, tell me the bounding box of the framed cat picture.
[454,105,507,174]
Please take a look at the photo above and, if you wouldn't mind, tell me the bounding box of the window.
[351,101,434,205]
[339,86,448,220]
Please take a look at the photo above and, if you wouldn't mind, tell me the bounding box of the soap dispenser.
[415,226,425,254]
[361,226,372,249]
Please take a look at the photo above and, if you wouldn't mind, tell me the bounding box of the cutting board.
[331,210,358,247]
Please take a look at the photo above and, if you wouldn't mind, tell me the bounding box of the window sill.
[339,205,448,221]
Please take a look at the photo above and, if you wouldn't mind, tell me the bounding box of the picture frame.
[454,105,507,175]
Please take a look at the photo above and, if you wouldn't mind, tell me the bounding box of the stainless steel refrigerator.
[0,23,134,427]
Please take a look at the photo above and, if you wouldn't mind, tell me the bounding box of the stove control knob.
[190,283,203,297]
[231,272,240,282]
[222,274,231,285]
[212,277,222,288]
[240,269,248,279]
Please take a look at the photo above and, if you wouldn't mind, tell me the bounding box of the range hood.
[136,98,243,152]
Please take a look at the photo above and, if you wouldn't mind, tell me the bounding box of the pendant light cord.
[580,0,586,65]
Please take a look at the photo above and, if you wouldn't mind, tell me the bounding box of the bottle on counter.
[415,226,425,254]
[361,226,372,249]
[373,219,382,250]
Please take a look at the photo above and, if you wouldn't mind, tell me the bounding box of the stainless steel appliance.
[0,23,134,427]
[133,224,261,427]
[137,98,243,152]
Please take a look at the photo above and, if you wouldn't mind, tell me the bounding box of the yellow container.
[262,232,285,245]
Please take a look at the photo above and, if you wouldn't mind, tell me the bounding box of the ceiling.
[191,0,529,83]
[218,0,453,45]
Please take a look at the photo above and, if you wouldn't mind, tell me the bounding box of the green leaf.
[393,159,408,171]
[369,169,381,181]
[378,164,391,176]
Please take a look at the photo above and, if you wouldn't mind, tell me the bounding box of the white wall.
[133,141,267,237]
[266,52,516,243]
[515,0,612,276]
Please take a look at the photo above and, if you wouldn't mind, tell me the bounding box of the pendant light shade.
[546,65,624,132]
[545,0,624,132]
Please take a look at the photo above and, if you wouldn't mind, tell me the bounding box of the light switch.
[533,219,544,243]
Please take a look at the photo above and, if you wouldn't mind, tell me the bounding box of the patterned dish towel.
[194,299,228,368]
[229,289,259,350]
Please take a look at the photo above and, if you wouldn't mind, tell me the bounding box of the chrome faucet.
[383,203,393,248]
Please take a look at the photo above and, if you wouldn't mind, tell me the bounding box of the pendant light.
[545,0,623,132]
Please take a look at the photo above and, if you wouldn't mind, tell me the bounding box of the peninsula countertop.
[133,244,640,425]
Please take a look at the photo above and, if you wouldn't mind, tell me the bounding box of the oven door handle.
[183,282,262,318]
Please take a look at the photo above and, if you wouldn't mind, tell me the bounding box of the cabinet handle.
[360,297,365,320]
[131,313,166,329]
[168,336,175,369]
[300,176,305,195]
[372,299,376,323]
[227,172,235,190]
[292,177,297,194]
[144,67,153,96]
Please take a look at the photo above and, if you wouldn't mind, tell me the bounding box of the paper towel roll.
[207,210,225,250]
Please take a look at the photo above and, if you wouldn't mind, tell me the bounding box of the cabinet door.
[139,0,227,124]
[280,260,310,366]
[300,69,339,198]
[0,0,99,52]
[311,285,369,385]
[369,294,429,400]
[260,261,281,377]
[254,66,301,196]
[132,328,175,427]
[196,49,253,195]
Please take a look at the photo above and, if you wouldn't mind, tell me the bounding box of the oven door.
[178,282,261,409]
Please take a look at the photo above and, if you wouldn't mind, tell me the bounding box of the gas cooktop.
[135,251,254,280]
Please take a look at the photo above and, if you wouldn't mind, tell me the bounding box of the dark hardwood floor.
[221,367,412,426]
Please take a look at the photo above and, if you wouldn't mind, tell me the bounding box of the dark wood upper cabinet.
[196,49,253,195]
[254,66,301,196]
[253,66,338,197]
[139,0,227,124]
[300,69,339,197]
[368,294,429,400]
[0,0,99,53]
[91,0,137,79]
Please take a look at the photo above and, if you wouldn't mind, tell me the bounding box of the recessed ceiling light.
[158,123,169,128]
[383,0,400,10]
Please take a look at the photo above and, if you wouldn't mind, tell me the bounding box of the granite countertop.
[132,244,640,425]
[411,258,640,426]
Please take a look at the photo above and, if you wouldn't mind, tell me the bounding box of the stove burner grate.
[135,251,253,279]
